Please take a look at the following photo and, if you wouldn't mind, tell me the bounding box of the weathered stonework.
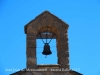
[11,11,82,75]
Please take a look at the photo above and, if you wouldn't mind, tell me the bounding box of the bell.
[42,43,52,55]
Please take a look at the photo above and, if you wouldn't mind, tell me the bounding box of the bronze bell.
[42,43,52,55]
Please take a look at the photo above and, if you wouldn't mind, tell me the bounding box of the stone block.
[27,48,36,57]
[27,34,36,40]
[27,40,36,48]
[27,57,37,69]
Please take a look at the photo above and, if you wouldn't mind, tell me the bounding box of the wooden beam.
[36,33,56,39]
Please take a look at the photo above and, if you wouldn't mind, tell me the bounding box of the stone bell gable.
[24,11,69,69]
[11,11,83,75]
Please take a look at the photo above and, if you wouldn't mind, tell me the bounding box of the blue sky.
[0,0,100,75]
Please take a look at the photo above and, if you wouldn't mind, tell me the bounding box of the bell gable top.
[24,11,69,34]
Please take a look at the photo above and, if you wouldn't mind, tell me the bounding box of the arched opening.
[36,31,58,65]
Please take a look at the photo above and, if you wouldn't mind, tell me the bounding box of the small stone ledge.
[36,64,61,69]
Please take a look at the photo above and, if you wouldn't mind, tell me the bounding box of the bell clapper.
[45,55,47,58]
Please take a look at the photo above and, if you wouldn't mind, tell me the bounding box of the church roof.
[10,69,83,75]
